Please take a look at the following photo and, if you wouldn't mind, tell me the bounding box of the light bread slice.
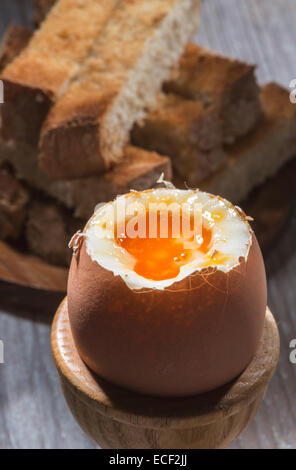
[1,0,120,145]
[199,83,296,203]
[132,92,225,185]
[164,43,262,143]
[39,0,200,180]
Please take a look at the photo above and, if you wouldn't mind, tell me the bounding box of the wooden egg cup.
[51,298,279,449]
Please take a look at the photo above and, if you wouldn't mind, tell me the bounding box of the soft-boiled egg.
[67,187,267,397]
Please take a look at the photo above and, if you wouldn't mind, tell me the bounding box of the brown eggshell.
[67,234,267,397]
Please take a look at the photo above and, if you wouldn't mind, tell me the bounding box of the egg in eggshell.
[67,188,267,397]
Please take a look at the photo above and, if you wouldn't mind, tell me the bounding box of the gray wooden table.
[0,0,296,449]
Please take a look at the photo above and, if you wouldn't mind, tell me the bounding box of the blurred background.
[0,0,296,449]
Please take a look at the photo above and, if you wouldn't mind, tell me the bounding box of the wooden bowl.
[51,298,279,449]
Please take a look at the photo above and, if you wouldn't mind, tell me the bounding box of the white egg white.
[85,188,253,290]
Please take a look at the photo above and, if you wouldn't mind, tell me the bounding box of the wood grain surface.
[0,241,67,292]
[0,0,296,449]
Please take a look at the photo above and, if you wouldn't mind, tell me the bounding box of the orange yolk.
[116,211,212,281]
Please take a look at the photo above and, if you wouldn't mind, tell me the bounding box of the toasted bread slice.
[1,0,120,145]
[0,166,30,240]
[39,0,200,180]
[164,43,262,143]
[1,142,172,220]
[132,92,226,185]
[47,145,172,219]
[26,200,82,266]
[199,83,296,203]
[0,25,172,218]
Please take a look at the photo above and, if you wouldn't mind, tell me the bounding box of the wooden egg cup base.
[51,298,279,449]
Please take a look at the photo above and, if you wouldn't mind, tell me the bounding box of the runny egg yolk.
[116,211,212,281]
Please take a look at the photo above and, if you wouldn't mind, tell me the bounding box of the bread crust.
[1,140,172,220]
[164,43,262,143]
[200,83,296,202]
[26,200,82,266]
[1,0,120,145]
[39,88,117,178]
[132,93,225,185]
[61,145,172,219]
